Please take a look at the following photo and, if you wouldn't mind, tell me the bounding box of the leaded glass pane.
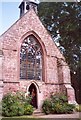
[20,35,42,80]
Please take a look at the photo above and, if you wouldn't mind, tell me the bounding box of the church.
[0,0,76,109]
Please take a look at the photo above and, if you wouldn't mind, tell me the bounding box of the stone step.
[33,109,44,116]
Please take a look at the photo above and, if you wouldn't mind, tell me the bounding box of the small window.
[20,35,42,80]
[26,4,30,10]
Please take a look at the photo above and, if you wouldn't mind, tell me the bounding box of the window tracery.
[20,35,42,80]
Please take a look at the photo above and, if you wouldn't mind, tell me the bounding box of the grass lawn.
[2,117,48,120]
[1,118,80,120]
[1,114,81,120]
[1,115,48,120]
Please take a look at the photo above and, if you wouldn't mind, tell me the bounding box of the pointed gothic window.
[20,35,42,80]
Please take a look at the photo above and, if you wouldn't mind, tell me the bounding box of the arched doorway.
[28,83,38,108]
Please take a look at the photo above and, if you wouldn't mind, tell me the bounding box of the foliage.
[75,105,81,112]
[2,92,34,117]
[24,104,34,115]
[42,99,52,114]
[38,2,81,72]
[16,91,26,102]
[24,96,32,105]
[42,93,75,114]
[51,93,68,103]
[38,2,81,103]
[2,93,24,117]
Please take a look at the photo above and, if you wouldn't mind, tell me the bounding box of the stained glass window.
[20,35,42,80]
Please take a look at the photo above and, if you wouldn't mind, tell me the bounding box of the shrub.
[51,93,68,103]
[16,102,24,116]
[75,105,81,112]
[24,96,32,105]
[59,103,75,114]
[42,93,75,114]
[16,91,26,102]
[2,93,24,117]
[24,104,34,115]
[42,99,52,114]
[2,92,34,117]
[2,93,16,117]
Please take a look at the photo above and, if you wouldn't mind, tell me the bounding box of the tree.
[38,2,81,103]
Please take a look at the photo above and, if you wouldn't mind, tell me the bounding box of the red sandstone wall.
[1,9,64,84]
[0,9,76,104]
[3,50,18,82]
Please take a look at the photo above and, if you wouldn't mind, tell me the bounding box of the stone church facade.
[0,0,76,109]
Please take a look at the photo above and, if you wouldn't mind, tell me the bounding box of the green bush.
[16,102,24,116]
[42,99,52,114]
[42,93,75,114]
[58,103,75,114]
[51,93,68,103]
[2,93,24,117]
[24,104,34,115]
[75,105,81,112]
[2,92,34,117]
[24,96,32,105]
[16,91,26,102]
[2,93,16,117]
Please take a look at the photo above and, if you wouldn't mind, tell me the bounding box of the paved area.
[33,109,81,119]
[0,115,2,120]
[0,112,81,119]
[33,112,81,119]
